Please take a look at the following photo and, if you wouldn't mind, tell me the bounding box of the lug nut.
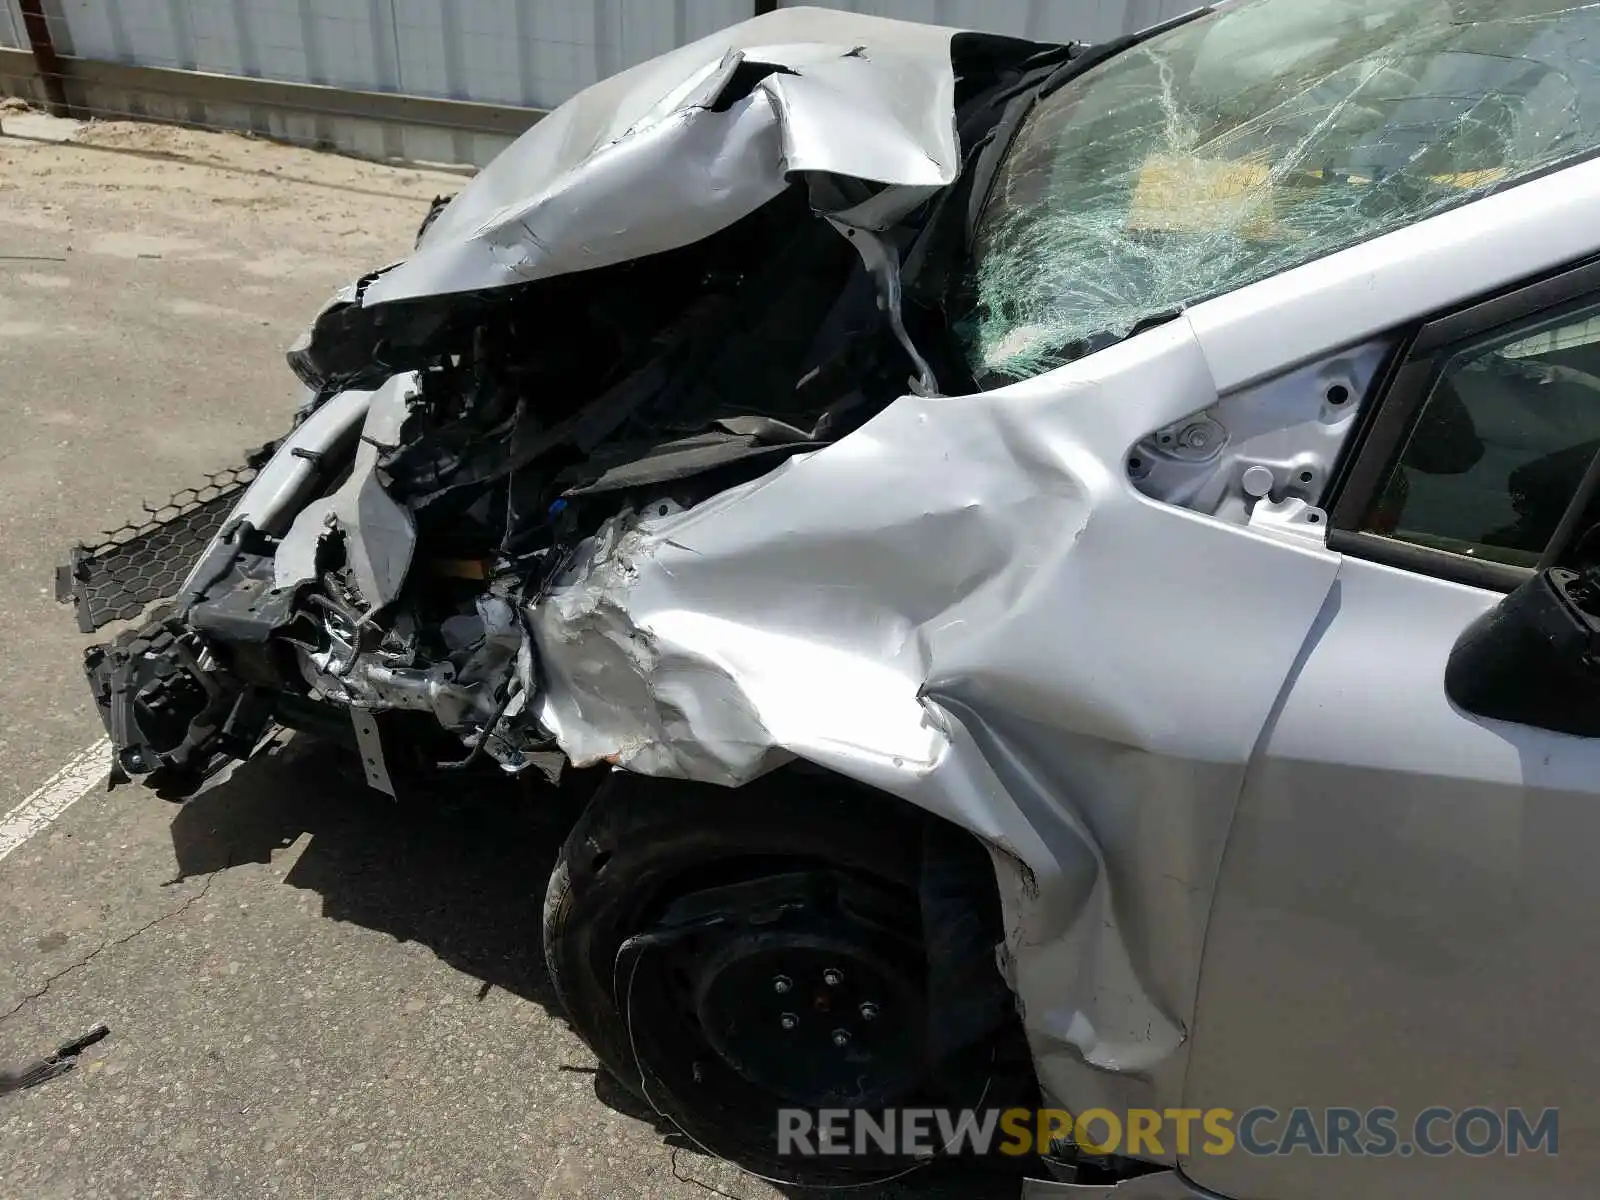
[832,1029,851,1047]
[773,975,792,994]
[859,1002,879,1021]
[823,968,844,987]
[780,1013,798,1031]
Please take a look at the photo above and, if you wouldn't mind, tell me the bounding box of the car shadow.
[167,736,569,1009]
[165,737,1021,1200]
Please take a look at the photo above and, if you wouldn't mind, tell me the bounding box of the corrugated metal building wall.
[9,0,1197,163]
[1,1,26,49]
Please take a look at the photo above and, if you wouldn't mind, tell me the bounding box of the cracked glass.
[960,0,1600,384]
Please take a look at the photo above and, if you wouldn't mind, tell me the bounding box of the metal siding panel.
[161,0,197,68]
[617,0,674,67]
[229,0,259,75]
[294,0,326,82]
[512,0,535,104]
[683,0,755,40]
[1098,0,1128,42]
[363,0,398,90]
[451,0,522,105]
[591,0,620,83]
[617,0,747,66]
[524,0,601,109]
[0,1,23,49]
[390,0,446,97]
[236,0,373,90]
[962,1,1030,37]
[438,6,472,162]
[875,0,937,24]
[457,27,521,103]
[879,0,927,28]
[184,0,245,73]
[238,0,308,82]
[108,0,181,67]
[456,0,779,124]
[50,0,118,59]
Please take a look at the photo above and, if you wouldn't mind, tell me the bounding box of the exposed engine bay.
[86,199,929,794]
[61,13,1100,798]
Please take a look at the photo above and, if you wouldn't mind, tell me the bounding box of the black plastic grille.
[57,452,272,633]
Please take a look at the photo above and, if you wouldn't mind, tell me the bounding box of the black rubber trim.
[1414,255,1600,354]
[1327,358,1439,534]
[1326,529,1530,592]
[1539,446,1600,571]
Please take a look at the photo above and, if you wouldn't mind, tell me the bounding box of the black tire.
[542,769,1011,1182]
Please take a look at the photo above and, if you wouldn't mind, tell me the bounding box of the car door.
[1181,259,1600,1200]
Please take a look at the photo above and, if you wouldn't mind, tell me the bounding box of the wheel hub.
[691,928,924,1107]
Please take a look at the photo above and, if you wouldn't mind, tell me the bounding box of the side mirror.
[1446,567,1600,736]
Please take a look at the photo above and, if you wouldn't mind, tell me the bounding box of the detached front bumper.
[58,447,283,793]
[82,610,273,789]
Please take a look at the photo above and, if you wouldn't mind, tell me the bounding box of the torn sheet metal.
[530,317,1345,1115]
[177,383,374,601]
[363,7,963,305]
[275,373,419,610]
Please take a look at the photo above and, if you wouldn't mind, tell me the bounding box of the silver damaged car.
[59,1,1600,1196]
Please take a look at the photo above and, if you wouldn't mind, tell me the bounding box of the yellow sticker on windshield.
[1127,154,1276,238]
[1429,167,1509,189]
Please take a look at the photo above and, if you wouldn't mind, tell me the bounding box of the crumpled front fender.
[528,317,1345,1124]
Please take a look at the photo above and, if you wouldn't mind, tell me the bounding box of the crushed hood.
[364,7,967,305]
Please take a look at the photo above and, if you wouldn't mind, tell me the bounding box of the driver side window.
[1357,301,1600,571]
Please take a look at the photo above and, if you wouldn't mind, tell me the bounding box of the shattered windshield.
[961,0,1600,383]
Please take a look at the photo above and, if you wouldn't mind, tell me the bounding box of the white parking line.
[0,740,111,866]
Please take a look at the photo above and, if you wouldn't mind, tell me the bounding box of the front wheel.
[542,770,1026,1183]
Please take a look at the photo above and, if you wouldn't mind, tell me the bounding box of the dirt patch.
[73,118,464,196]
[1,115,463,272]
[0,114,472,826]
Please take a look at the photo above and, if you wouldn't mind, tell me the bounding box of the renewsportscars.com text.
[777,1106,1559,1159]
